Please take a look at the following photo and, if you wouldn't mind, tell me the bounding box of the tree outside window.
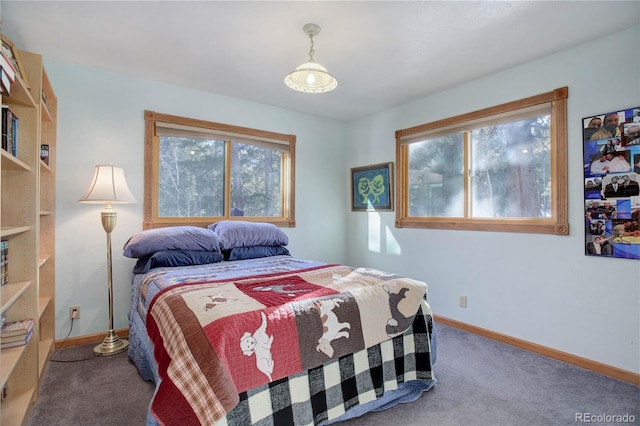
[396,87,568,235]
[144,111,295,229]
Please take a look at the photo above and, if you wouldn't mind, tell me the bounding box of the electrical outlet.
[459,296,467,308]
[69,305,80,319]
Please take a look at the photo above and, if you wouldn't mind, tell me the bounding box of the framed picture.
[1,34,30,90]
[351,162,394,211]
[582,106,640,260]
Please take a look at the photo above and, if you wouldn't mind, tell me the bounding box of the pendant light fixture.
[284,23,338,93]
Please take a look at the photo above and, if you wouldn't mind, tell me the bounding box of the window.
[395,87,568,235]
[143,111,296,229]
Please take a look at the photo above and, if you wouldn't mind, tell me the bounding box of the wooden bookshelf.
[1,46,57,425]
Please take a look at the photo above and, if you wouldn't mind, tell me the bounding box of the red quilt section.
[204,307,302,392]
[235,275,338,306]
[202,275,339,392]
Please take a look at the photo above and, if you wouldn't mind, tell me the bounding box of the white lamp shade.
[78,165,137,204]
[284,62,338,93]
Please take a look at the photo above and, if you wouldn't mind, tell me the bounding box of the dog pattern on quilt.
[315,299,351,357]
[251,283,312,297]
[384,284,414,336]
[203,290,241,311]
[240,312,274,381]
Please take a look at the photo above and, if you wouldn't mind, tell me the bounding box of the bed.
[125,222,437,425]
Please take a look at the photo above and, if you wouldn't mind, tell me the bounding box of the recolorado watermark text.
[575,413,636,423]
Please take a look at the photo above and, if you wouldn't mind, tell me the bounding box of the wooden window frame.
[143,110,296,229]
[395,87,569,235]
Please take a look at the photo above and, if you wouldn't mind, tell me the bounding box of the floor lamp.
[79,165,137,356]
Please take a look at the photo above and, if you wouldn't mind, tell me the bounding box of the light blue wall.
[45,25,639,374]
[345,26,640,374]
[46,61,348,341]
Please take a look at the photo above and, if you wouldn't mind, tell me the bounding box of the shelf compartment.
[0,387,36,426]
[0,343,29,388]
[1,73,36,108]
[38,255,50,268]
[0,150,32,173]
[41,102,53,123]
[0,281,31,314]
[0,226,32,239]
[38,339,54,376]
[39,160,52,173]
[37,296,51,319]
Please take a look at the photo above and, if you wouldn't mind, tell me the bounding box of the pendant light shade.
[284,23,337,93]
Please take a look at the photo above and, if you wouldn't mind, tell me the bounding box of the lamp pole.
[93,205,129,356]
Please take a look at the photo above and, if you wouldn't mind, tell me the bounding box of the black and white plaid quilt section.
[217,306,435,426]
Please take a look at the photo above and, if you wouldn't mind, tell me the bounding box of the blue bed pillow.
[133,250,224,274]
[208,221,289,250]
[123,226,222,258]
[223,245,290,261]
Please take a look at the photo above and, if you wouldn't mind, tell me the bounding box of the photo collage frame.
[583,106,640,259]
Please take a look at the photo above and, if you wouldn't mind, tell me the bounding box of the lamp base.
[93,330,129,356]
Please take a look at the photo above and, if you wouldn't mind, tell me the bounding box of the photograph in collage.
[582,107,640,259]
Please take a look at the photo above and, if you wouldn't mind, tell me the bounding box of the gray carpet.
[26,342,154,426]
[26,324,639,425]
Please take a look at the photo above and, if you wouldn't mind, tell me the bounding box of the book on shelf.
[40,144,49,165]
[1,328,34,344]
[0,52,16,83]
[0,328,33,348]
[0,239,7,285]
[1,69,11,95]
[0,312,6,328]
[1,318,34,338]
[1,105,10,151]
[12,110,18,156]
[1,104,19,156]
[0,53,14,94]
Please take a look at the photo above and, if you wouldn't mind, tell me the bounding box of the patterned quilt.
[146,262,429,425]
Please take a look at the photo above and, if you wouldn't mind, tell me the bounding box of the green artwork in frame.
[351,162,394,211]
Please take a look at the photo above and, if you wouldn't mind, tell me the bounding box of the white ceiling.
[2,1,639,122]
